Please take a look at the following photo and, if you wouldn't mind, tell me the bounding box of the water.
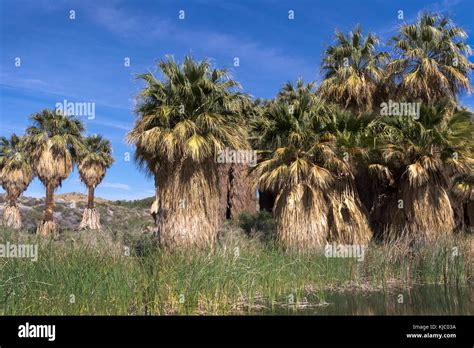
[266,285,473,315]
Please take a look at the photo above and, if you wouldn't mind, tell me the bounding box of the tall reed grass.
[0,227,471,315]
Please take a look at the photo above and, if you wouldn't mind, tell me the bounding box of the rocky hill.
[0,193,155,232]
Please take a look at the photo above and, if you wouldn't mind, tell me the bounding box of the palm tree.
[127,56,249,250]
[78,135,114,230]
[280,81,372,244]
[25,109,85,235]
[0,134,33,229]
[387,13,474,103]
[254,82,337,251]
[320,25,388,113]
[324,109,374,244]
[368,102,473,243]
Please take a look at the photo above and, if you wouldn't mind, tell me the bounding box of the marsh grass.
[0,226,471,315]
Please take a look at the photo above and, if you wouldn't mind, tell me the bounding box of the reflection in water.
[268,285,473,315]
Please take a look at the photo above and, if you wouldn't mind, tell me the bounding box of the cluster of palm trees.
[0,110,113,234]
[128,13,473,251]
[1,13,472,250]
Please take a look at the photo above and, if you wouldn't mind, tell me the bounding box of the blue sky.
[1,0,473,200]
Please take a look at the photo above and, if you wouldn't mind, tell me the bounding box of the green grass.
[0,226,472,315]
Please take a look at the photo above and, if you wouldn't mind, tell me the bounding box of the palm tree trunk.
[274,184,329,251]
[2,194,22,229]
[44,183,55,221]
[218,164,231,222]
[88,186,95,209]
[228,164,257,219]
[467,202,474,233]
[79,185,101,230]
[381,181,454,243]
[218,164,257,221]
[37,183,58,236]
[327,181,372,245]
[155,158,220,250]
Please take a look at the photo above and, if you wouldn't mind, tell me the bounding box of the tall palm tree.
[78,135,114,230]
[320,25,388,113]
[25,109,85,235]
[387,13,474,103]
[127,56,249,250]
[368,102,473,243]
[254,83,337,251]
[0,134,33,229]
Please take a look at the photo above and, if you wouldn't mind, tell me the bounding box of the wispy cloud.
[89,4,315,79]
[375,0,467,41]
[101,181,131,190]
[89,118,132,131]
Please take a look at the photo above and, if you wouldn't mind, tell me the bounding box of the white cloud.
[101,182,131,190]
[89,4,315,79]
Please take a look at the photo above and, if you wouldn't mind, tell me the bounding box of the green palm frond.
[320,25,387,112]
[388,12,474,102]
[127,56,250,174]
[370,102,474,188]
[24,109,85,185]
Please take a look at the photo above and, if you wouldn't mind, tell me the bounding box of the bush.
[238,211,276,240]
[122,230,158,257]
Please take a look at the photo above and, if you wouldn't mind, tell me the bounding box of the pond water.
[265,285,473,315]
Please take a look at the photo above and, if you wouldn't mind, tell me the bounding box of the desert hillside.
[0,193,154,232]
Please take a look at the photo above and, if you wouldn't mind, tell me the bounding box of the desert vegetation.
[0,12,473,250]
[127,13,473,251]
[0,221,472,315]
[0,12,473,315]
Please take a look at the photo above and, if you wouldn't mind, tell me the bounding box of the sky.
[0,0,473,200]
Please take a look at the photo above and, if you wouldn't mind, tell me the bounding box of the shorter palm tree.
[0,134,33,229]
[254,85,336,251]
[324,109,374,244]
[25,109,85,235]
[368,102,473,243]
[78,135,114,230]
